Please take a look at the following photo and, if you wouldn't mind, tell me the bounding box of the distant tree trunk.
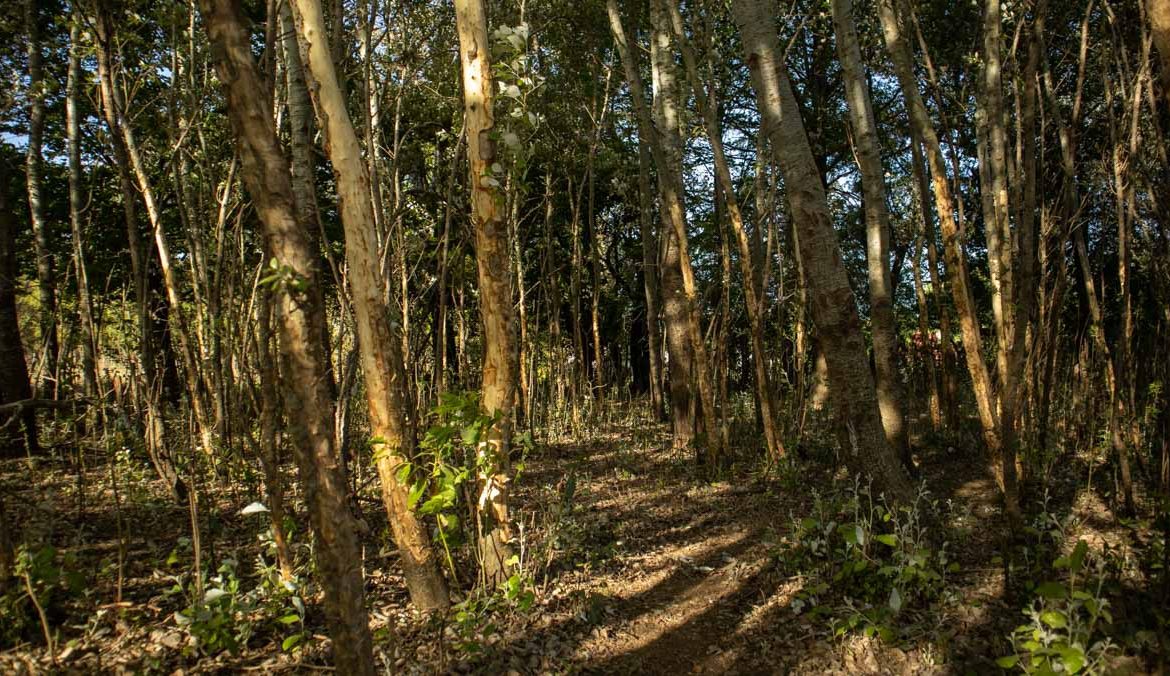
[454,0,518,586]
[253,291,294,581]
[93,6,185,501]
[636,139,665,420]
[290,0,450,611]
[876,0,1013,513]
[198,1,377,670]
[665,2,785,461]
[829,0,910,468]
[732,0,912,501]
[24,0,58,398]
[67,12,100,407]
[0,164,38,459]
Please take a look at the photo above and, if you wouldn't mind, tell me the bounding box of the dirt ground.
[0,415,1157,674]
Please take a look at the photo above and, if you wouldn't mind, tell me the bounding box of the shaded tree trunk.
[732,0,912,501]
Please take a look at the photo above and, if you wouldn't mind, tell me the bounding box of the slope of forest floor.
[0,413,1163,674]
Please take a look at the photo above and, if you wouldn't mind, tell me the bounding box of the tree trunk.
[732,0,912,501]
[290,0,450,610]
[454,0,518,586]
[24,0,58,398]
[876,0,1013,512]
[66,13,101,406]
[829,0,910,467]
[0,163,38,459]
[665,1,785,461]
[198,1,377,670]
[637,137,666,420]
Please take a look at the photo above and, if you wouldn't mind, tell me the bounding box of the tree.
[289,0,450,611]
[198,0,377,670]
[454,0,518,585]
[731,0,913,501]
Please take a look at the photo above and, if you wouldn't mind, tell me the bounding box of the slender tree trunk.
[67,14,100,405]
[829,0,910,467]
[455,0,518,585]
[199,2,377,669]
[733,0,912,501]
[290,0,450,610]
[24,0,58,398]
[636,137,666,420]
[876,0,1013,512]
[93,5,185,501]
[254,291,294,581]
[665,1,784,460]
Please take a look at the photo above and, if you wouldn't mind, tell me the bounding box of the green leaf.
[1035,581,1067,599]
[874,534,897,547]
[996,654,1020,668]
[1058,646,1085,673]
[888,587,903,613]
[1040,610,1067,629]
[282,633,305,651]
[277,614,301,625]
[1069,540,1088,574]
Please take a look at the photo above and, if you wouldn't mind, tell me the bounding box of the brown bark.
[829,0,910,467]
[732,0,912,501]
[876,0,1014,512]
[0,163,38,459]
[455,0,518,586]
[198,1,377,670]
[665,1,785,461]
[290,0,450,610]
[24,0,58,397]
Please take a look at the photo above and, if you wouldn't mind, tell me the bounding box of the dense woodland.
[0,0,1168,672]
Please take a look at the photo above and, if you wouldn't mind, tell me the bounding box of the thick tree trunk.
[24,0,58,398]
[198,1,377,670]
[829,0,910,468]
[454,0,518,586]
[732,0,912,501]
[0,164,38,459]
[290,0,450,611]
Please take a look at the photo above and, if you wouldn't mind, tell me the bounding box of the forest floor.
[0,412,1162,674]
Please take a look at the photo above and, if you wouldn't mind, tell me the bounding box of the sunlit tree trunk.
[455,0,518,585]
[67,13,100,406]
[198,1,378,667]
[290,0,450,610]
[732,0,912,501]
[648,0,722,463]
[665,1,785,461]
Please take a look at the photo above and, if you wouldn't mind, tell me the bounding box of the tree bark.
[876,0,1014,512]
[454,0,518,586]
[0,163,38,459]
[829,0,910,467]
[732,0,912,501]
[23,0,58,398]
[198,1,377,670]
[290,0,450,610]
